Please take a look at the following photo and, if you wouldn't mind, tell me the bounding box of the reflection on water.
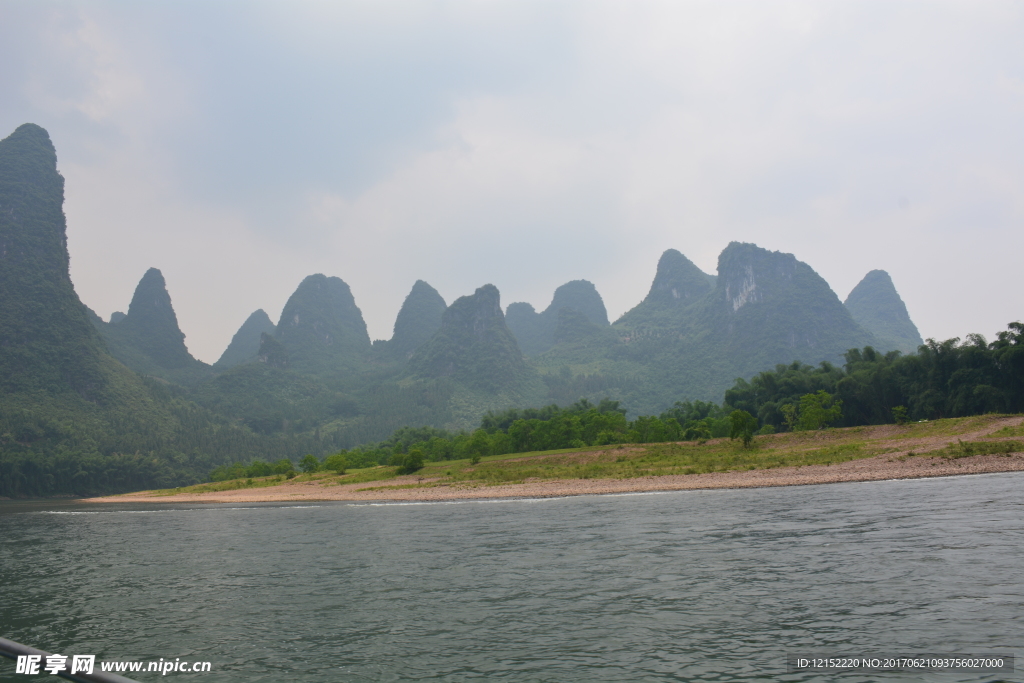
[2,473,1022,682]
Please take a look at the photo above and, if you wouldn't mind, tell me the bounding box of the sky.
[2,0,1023,364]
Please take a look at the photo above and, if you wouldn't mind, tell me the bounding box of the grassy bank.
[146,414,1021,497]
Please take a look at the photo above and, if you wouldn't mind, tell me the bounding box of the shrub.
[683,424,712,441]
[796,391,843,430]
[272,459,296,475]
[299,454,321,473]
[393,448,425,474]
[322,452,348,474]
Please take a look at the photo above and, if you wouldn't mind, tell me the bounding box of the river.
[2,472,1022,681]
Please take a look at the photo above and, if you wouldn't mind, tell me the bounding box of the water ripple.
[2,473,1022,681]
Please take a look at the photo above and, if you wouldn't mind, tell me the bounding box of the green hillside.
[188,245,916,443]
[191,283,542,448]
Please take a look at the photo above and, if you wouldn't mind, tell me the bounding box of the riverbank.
[84,451,1024,503]
[83,415,1024,504]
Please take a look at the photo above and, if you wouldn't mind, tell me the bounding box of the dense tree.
[724,321,1024,428]
[729,410,758,447]
[796,391,843,431]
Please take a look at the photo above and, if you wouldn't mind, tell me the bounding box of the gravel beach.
[85,449,1024,504]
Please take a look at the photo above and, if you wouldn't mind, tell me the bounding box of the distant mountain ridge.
[1,123,932,493]
[191,242,918,433]
[552,242,878,413]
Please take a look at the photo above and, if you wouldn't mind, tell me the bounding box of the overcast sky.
[2,1,1023,363]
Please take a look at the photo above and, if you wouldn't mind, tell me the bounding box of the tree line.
[8,321,1021,494]
[725,322,1024,428]
[250,320,1024,478]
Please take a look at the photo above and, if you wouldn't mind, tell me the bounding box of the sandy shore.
[84,416,1024,504]
[85,450,1024,505]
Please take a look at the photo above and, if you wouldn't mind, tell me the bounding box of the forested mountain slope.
[410,284,529,389]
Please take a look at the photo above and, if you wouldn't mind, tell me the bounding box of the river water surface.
[2,473,1023,682]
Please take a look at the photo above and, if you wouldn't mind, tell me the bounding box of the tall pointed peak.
[388,279,447,357]
[215,309,276,369]
[0,123,111,398]
[646,249,715,306]
[243,308,274,329]
[438,284,504,333]
[844,270,923,354]
[445,284,504,325]
[126,268,178,326]
[113,267,201,371]
[0,123,70,282]
[846,269,900,301]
